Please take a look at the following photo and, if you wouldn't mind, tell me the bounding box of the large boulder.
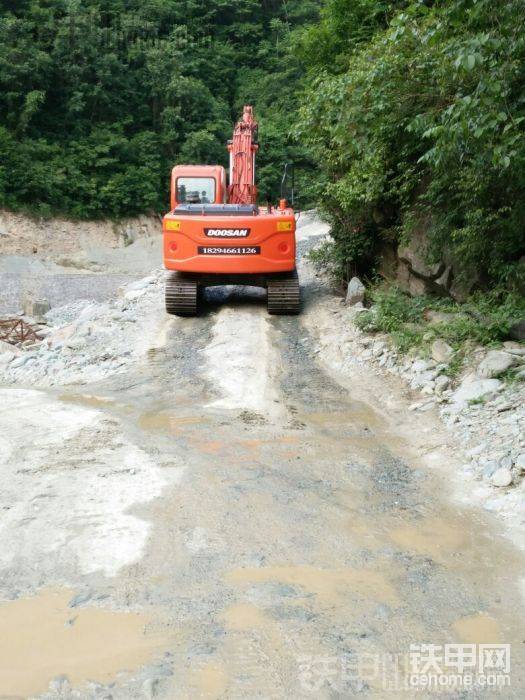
[451,374,502,404]
[477,350,519,378]
[398,221,444,280]
[345,277,365,306]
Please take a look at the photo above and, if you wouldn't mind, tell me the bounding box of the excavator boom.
[227,106,259,205]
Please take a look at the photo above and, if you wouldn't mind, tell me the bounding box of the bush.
[355,284,525,354]
[299,0,525,289]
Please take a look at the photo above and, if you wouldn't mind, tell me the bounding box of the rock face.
[477,350,518,379]
[431,339,454,364]
[451,375,502,404]
[376,212,486,301]
[509,320,525,342]
[345,277,365,306]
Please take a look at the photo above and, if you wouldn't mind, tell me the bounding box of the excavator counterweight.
[162,106,300,316]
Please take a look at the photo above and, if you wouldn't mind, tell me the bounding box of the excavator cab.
[171,165,226,208]
[163,107,300,316]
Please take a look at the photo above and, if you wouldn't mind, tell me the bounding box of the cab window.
[177,177,216,204]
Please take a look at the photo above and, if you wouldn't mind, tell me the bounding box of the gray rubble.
[0,271,165,387]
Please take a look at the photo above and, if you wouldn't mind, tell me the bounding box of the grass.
[354,284,525,363]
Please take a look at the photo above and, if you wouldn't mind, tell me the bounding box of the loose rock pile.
[0,271,164,387]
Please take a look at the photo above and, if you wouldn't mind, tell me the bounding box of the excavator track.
[267,271,301,315]
[166,273,199,317]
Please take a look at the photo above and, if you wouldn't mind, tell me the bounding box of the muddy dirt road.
[0,222,524,698]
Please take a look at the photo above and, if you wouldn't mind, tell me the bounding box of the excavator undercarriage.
[165,270,300,316]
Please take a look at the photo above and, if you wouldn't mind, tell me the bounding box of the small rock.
[477,350,518,378]
[421,383,435,396]
[0,339,23,356]
[499,455,513,470]
[424,310,461,325]
[434,375,451,394]
[467,442,487,458]
[431,339,454,364]
[503,341,525,355]
[491,467,513,487]
[0,351,16,365]
[372,341,386,357]
[412,359,435,373]
[47,323,77,349]
[11,354,34,368]
[124,288,147,302]
[345,277,365,306]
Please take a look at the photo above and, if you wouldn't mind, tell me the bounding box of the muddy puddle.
[0,589,169,697]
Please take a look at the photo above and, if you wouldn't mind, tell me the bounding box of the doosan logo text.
[205,228,250,238]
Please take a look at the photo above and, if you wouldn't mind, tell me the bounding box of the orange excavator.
[162,106,300,316]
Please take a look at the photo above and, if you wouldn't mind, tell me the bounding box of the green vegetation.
[355,284,525,355]
[1,0,524,301]
[0,0,319,218]
[299,0,525,289]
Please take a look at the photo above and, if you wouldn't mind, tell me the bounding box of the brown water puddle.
[59,393,117,410]
[139,412,202,433]
[388,518,469,564]
[226,565,398,607]
[453,613,503,643]
[0,589,169,698]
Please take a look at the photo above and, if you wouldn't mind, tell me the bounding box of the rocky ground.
[1,212,523,541]
[0,212,524,697]
[302,279,525,543]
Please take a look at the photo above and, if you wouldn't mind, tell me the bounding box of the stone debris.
[0,270,164,387]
